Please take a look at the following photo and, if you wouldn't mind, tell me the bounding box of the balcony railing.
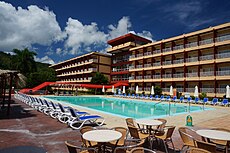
[162,74,172,78]
[129,76,134,80]
[129,55,136,59]
[144,63,152,68]
[136,65,143,68]
[88,68,97,71]
[153,75,161,79]
[112,77,129,81]
[144,52,152,56]
[173,45,184,51]
[162,47,171,53]
[216,52,230,59]
[177,88,184,92]
[136,53,143,58]
[216,88,225,93]
[112,68,129,72]
[186,57,198,63]
[163,61,172,65]
[173,59,184,64]
[136,76,143,80]
[162,88,169,92]
[152,62,161,66]
[185,42,198,48]
[200,88,214,93]
[216,70,230,76]
[186,88,194,92]
[200,71,214,76]
[215,34,230,42]
[200,55,214,61]
[144,75,152,79]
[144,87,151,91]
[186,72,198,77]
[153,49,161,54]
[199,38,213,45]
[129,66,135,70]
[173,73,184,78]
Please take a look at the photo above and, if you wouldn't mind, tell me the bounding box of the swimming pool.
[44,96,207,119]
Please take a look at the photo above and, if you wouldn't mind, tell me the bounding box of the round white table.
[83,129,122,152]
[196,129,230,141]
[135,119,163,127]
[196,129,230,153]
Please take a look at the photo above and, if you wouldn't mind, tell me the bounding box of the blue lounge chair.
[131,94,135,98]
[209,98,218,105]
[183,97,192,103]
[166,96,171,101]
[149,95,153,100]
[172,96,177,102]
[176,96,184,103]
[135,94,140,99]
[202,98,208,104]
[192,97,200,104]
[155,95,160,101]
[68,107,105,130]
[219,99,229,106]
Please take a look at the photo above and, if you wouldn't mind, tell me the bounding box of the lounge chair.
[191,97,200,104]
[68,108,105,130]
[57,104,88,124]
[131,94,135,98]
[218,99,229,106]
[183,97,192,103]
[155,95,160,101]
[172,96,177,102]
[166,96,171,101]
[149,95,153,100]
[201,98,209,105]
[160,95,166,101]
[135,94,140,99]
[208,98,218,105]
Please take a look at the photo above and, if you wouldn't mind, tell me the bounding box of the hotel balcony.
[143,63,152,70]
[173,73,184,81]
[216,70,230,80]
[186,57,198,66]
[186,72,199,81]
[185,42,198,51]
[199,54,214,64]
[200,71,214,80]
[144,51,152,59]
[162,74,172,81]
[215,34,230,46]
[112,77,129,82]
[216,52,230,63]
[107,42,136,53]
[172,59,184,67]
[129,65,143,72]
[152,49,161,57]
[162,61,172,68]
[129,53,143,61]
[143,75,152,82]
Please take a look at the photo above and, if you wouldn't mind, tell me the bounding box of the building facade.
[126,23,230,97]
[50,22,230,97]
[107,33,151,84]
[50,52,111,91]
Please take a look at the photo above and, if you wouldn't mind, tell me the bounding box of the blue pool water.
[44,96,207,119]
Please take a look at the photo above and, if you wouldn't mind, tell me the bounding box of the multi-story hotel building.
[127,22,230,97]
[50,52,111,91]
[107,33,151,84]
[50,22,230,97]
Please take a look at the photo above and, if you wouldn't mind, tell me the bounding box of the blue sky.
[0,0,230,64]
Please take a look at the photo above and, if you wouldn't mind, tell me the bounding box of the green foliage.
[0,49,56,89]
[154,86,162,95]
[90,72,108,94]
[90,72,108,85]
[12,48,37,76]
[200,92,207,100]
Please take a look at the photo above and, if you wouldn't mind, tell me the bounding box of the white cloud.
[108,16,132,39]
[63,16,153,55]
[130,30,153,41]
[64,18,108,55]
[0,1,64,51]
[34,55,55,64]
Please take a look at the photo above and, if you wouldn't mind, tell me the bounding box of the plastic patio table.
[83,129,122,153]
[196,129,230,153]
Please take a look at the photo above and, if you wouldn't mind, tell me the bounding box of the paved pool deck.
[0,95,229,153]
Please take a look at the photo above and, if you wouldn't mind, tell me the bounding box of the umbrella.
[102,85,105,92]
[122,86,125,94]
[170,86,173,96]
[226,85,230,98]
[194,86,199,97]
[136,85,139,94]
[112,86,114,93]
[151,86,155,95]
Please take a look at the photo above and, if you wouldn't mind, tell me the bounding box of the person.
[75,88,78,96]
[118,88,121,95]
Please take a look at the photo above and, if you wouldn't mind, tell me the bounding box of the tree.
[154,86,162,95]
[90,72,108,85]
[90,72,108,94]
[13,48,37,76]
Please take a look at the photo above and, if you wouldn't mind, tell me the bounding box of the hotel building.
[50,52,111,91]
[50,22,230,97]
[126,23,230,97]
[107,33,151,84]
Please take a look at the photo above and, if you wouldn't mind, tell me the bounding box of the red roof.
[107,33,152,46]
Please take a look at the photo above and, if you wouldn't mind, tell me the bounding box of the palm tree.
[13,48,37,76]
